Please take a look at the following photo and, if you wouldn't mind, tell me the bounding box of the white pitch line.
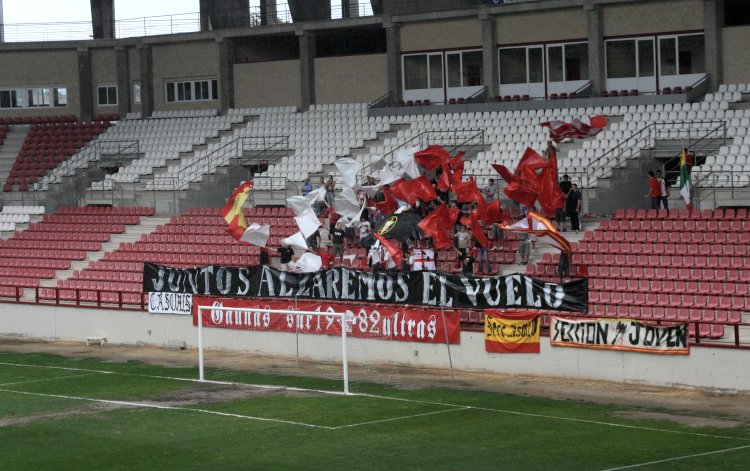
[600,444,750,470]
[331,406,470,430]
[357,393,750,443]
[3,361,750,438]
[0,388,334,429]
[0,373,97,387]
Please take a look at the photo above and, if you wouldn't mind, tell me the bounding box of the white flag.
[282,231,309,250]
[239,223,270,247]
[295,252,322,273]
[335,158,361,189]
[294,209,321,238]
[394,146,421,179]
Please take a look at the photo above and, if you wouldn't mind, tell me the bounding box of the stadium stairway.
[34,214,170,295]
[0,125,30,192]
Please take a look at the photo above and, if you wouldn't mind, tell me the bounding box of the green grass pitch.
[0,351,748,470]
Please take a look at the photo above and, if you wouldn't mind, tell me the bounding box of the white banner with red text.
[192,296,461,345]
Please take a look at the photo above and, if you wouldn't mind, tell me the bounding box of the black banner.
[143,263,588,312]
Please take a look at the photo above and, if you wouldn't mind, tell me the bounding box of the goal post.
[196,305,351,394]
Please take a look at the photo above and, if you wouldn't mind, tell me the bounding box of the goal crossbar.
[196,306,351,394]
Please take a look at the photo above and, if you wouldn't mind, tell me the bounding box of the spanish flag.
[485,311,541,353]
[221,181,253,241]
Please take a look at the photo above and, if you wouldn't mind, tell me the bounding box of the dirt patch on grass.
[1,337,750,422]
[612,410,744,429]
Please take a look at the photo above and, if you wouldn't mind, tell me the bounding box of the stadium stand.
[4,118,113,192]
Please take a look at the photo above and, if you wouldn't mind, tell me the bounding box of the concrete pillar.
[115,47,131,118]
[288,0,331,22]
[138,45,154,118]
[385,23,402,104]
[703,0,724,91]
[0,0,5,43]
[298,31,316,110]
[90,0,115,39]
[343,0,360,18]
[482,17,498,100]
[585,1,605,95]
[370,0,384,15]
[260,0,278,25]
[200,0,250,30]
[218,39,235,114]
[78,48,93,122]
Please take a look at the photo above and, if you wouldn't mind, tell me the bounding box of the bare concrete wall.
[152,40,221,111]
[90,47,118,115]
[234,60,301,108]
[497,8,587,45]
[0,303,747,393]
[602,0,704,36]
[314,54,387,104]
[722,26,750,85]
[0,49,80,118]
[401,18,482,52]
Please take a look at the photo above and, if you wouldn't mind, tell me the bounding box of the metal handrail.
[368,91,393,108]
[571,80,593,97]
[465,86,488,103]
[693,168,750,209]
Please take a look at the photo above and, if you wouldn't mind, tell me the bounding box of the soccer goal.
[195,303,459,394]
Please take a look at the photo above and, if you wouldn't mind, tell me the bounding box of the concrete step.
[38,216,171,288]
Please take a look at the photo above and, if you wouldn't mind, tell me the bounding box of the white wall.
[1,303,746,393]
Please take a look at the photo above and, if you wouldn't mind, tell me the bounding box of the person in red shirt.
[647,171,661,209]
[318,246,334,269]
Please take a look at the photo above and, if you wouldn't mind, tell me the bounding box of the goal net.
[196,303,417,395]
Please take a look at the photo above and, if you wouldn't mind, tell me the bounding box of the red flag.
[452,179,483,203]
[414,145,451,171]
[541,115,607,142]
[437,163,453,191]
[492,164,516,183]
[410,175,439,202]
[537,147,566,216]
[477,199,502,225]
[470,212,490,249]
[516,147,547,174]
[449,151,465,173]
[375,186,398,215]
[418,203,459,249]
[374,233,403,267]
[389,179,417,206]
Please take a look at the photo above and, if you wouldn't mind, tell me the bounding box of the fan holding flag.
[679,146,692,210]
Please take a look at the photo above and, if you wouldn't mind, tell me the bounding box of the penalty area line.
[600,444,750,470]
[355,393,750,443]
[0,388,335,430]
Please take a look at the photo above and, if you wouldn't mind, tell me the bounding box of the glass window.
[678,35,705,74]
[638,39,654,77]
[428,54,443,88]
[528,47,543,83]
[98,85,117,106]
[660,38,676,76]
[403,55,428,90]
[133,82,141,104]
[500,47,527,85]
[548,46,563,82]
[54,87,67,107]
[211,79,218,99]
[0,91,10,108]
[565,43,588,81]
[166,83,175,102]
[606,40,636,78]
[462,50,483,86]
[447,53,461,87]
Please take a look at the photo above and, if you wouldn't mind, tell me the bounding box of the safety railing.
[693,168,750,209]
[585,120,727,188]
[0,2,375,43]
